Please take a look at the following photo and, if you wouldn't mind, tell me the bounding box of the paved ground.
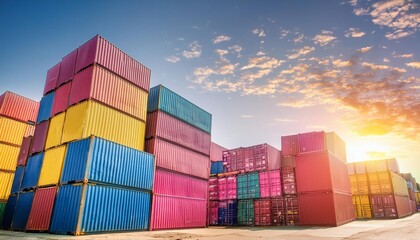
[1,213,419,239]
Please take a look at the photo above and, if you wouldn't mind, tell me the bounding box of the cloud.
[348,0,358,6]
[164,56,180,63]
[406,62,420,68]
[353,8,370,16]
[280,29,289,39]
[383,58,390,63]
[393,53,414,58]
[241,56,285,70]
[358,46,373,53]
[213,35,231,44]
[362,62,390,70]
[332,59,353,67]
[313,30,336,46]
[241,114,254,118]
[345,28,366,38]
[182,41,202,59]
[274,118,295,122]
[293,34,304,43]
[215,49,229,58]
[252,28,266,37]
[228,45,243,57]
[287,46,315,59]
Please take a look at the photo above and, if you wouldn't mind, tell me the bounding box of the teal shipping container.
[148,85,212,133]
[237,173,260,199]
[238,199,254,226]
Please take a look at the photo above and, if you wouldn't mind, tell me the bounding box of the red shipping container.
[348,162,355,175]
[151,194,207,230]
[259,170,281,198]
[153,169,208,200]
[410,200,416,214]
[26,187,57,231]
[298,191,354,226]
[284,195,300,226]
[208,201,219,225]
[43,62,61,95]
[146,111,211,156]
[254,199,271,226]
[295,150,351,193]
[210,142,227,162]
[51,82,71,117]
[395,195,412,218]
[281,155,295,168]
[281,134,298,156]
[209,177,219,200]
[218,176,237,200]
[75,35,151,92]
[282,167,297,194]
[17,136,32,166]
[30,121,49,155]
[223,144,280,172]
[0,91,39,123]
[57,49,77,87]
[145,138,209,180]
[298,131,326,154]
[355,162,366,174]
[270,198,286,226]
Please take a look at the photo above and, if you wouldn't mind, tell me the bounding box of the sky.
[1,0,419,179]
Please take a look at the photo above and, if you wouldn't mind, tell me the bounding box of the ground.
[1,213,419,239]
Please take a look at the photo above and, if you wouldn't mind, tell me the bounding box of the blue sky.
[1,0,419,178]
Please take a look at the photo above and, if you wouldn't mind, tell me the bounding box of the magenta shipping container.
[57,49,77,87]
[151,194,207,230]
[145,138,209,179]
[259,170,282,198]
[43,62,61,95]
[208,201,219,225]
[26,186,57,231]
[0,91,39,123]
[223,144,280,172]
[209,177,219,200]
[298,131,326,154]
[75,35,151,92]
[281,134,298,156]
[210,142,227,161]
[218,175,237,200]
[17,136,32,166]
[146,111,211,155]
[51,82,71,117]
[153,169,208,200]
[30,121,49,155]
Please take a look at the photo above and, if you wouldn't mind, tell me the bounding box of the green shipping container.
[237,173,260,199]
[238,200,254,226]
[148,85,212,133]
[0,202,6,224]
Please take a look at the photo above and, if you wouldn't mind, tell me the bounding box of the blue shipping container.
[1,195,18,229]
[11,191,34,230]
[36,91,55,124]
[20,153,44,191]
[218,201,237,225]
[61,137,154,190]
[50,183,151,235]
[210,162,224,175]
[11,166,25,194]
[148,85,212,133]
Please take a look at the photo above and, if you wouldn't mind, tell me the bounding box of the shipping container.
[11,166,25,194]
[25,124,35,138]
[62,100,145,151]
[0,116,28,145]
[237,172,260,199]
[17,136,32,166]
[153,169,207,199]
[282,167,297,194]
[270,198,286,226]
[11,191,34,230]
[365,160,377,173]
[57,49,78,87]
[298,191,354,226]
[391,171,409,196]
[151,194,206,230]
[254,199,271,226]
[376,160,388,172]
[223,144,280,172]
[0,91,39,123]
[44,112,65,150]
[284,195,300,225]
[210,142,227,161]
[36,91,55,124]
[38,145,66,187]
[20,153,44,191]
[394,195,412,218]
[210,162,224,175]
[352,195,372,219]
[281,134,298,156]
[218,200,237,225]
[61,137,154,190]
[0,201,5,225]
[0,171,14,200]
[50,183,151,235]
[26,187,57,231]
[350,174,369,195]
[410,200,416,214]
[416,192,420,203]
[354,162,366,174]
[237,199,254,226]
[218,175,237,200]
[371,194,411,218]
[148,85,212,133]
[51,82,71,117]
[209,177,218,200]
[208,201,219,225]
[281,155,295,168]
[75,35,151,92]
[1,194,17,229]
[348,162,355,175]
[298,131,326,154]
[387,158,399,173]
[0,143,19,171]
[259,170,281,198]
[69,65,148,121]
[326,132,346,162]
[44,62,61,95]
[30,121,49,155]
[145,138,209,179]
[296,150,350,193]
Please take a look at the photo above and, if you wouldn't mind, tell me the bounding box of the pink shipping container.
[210,142,227,161]
[281,134,298,156]
[145,138,209,179]
[298,131,326,154]
[282,167,297,194]
[209,177,219,200]
[296,150,351,194]
[298,191,354,226]
[57,49,77,87]
[218,176,237,200]
[75,35,151,92]
[259,170,281,198]
[153,169,208,200]
[0,91,39,123]
[51,82,71,117]
[223,144,280,172]
[208,201,219,225]
[17,136,32,166]
[30,121,49,155]
[151,194,207,230]
[43,62,61,95]
[146,111,211,155]
[26,187,57,231]
[254,199,271,226]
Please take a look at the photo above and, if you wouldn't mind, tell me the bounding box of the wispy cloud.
[252,28,266,37]
[182,41,202,59]
[287,46,315,59]
[393,53,414,58]
[293,34,304,43]
[241,56,284,70]
[213,35,231,44]
[353,8,370,16]
[228,45,243,57]
[280,29,289,39]
[358,46,373,53]
[406,62,420,68]
[345,28,366,38]
[164,56,180,63]
[332,59,353,67]
[313,30,336,46]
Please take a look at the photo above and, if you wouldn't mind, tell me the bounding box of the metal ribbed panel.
[44,112,65,149]
[1,194,18,229]
[11,191,35,230]
[57,49,77,87]
[0,202,5,225]
[44,62,61,95]
[237,172,260,199]
[26,187,57,231]
[0,116,28,145]
[259,170,281,198]
[21,153,44,190]
[17,136,32,166]
[237,199,254,226]
[51,82,71,117]
[24,124,35,138]
[36,91,55,124]
[0,143,20,171]
[0,92,39,123]
[11,166,25,194]
[38,145,66,187]
[298,131,326,154]
[0,171,14,200]
[30,121,49,154]
[60,138,90,184]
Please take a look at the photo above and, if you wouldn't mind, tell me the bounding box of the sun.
[346,137,392,163]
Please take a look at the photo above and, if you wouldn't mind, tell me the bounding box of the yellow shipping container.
[0,170,14,200]
[45,112,65,150]
[368,172,381,194]
[62,100,145,150]
[377,171,392,194]
[350,175,357,195]
[0,143,20,171]
[352,195,372,219]
[0,116,27,145]
[416,192,420,203]
[356,174,369,195]
[391,171,409,197]
[38,145,66,187]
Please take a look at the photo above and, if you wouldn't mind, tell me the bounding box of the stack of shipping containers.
[1,35,155,235]
[348,159,412,219]
[208,142,227,225]
[400,173,418,214]
[0,92,38,225]
[416,183,420,212]
[145,85,212,230]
